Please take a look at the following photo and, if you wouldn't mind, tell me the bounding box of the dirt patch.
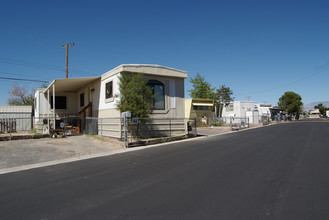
[45,139,74,146]
[85,135,125,148]
[0,135,124,169]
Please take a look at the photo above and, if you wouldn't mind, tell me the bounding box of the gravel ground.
[0,135,124,169]
[0,126,247,171]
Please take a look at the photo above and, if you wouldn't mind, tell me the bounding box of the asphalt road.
[1,122,329,220]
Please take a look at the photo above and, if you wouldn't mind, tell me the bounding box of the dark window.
[50,96,66,109]
[193,106,209,110]
[147,80,165,110]
[106,81,113,99]
[227,103,234,111]
[80,93,84,107]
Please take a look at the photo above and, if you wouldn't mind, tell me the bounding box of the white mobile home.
[221,101,255,118]
[255,103,272,117]
[99,64,187,118]
[34,64,188,137]
[221,101,260,124]
[309,109,320,118]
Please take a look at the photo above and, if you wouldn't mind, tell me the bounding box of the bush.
[211,120,222,126]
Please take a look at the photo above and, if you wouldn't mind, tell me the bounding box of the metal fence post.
[9,119,12,141]
[230,117,233,131]
[64,116,67,136]
[169,119,172,139]
[127,117,129,147]
[123,116,127,147]
[123,115,129,148]
[194,117,197,135]
[100,118,103,137]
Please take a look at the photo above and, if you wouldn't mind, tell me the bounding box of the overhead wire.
[0,71,52,78]
[0,77,49,83]
[0,56,95,77]
[235,64,329,97]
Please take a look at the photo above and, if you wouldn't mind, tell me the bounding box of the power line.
[0,56,94,77]
[0,71,53,78]
[235,65,329,97]
[0,57,64,72]
[0,77,49,83]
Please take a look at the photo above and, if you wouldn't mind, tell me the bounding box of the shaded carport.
[43,77,100,131]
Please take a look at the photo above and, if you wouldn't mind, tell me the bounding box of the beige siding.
[76,78,101,117]
[102,64,188,81]
[0,106,32,113]
[98,118,122,138]
[185,99,192,118]
[50,92,77,118]
[98,108,121,118]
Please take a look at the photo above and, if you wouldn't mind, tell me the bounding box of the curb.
[0,134,49,141]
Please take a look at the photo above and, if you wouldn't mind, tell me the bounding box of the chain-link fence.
[33,116,197,145]
[228,117,249,130]
[127,118,196,139]
[200,115,273,129]
[34,116,83,137]
[122,117,197,147]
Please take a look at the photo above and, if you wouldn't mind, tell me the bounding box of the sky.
[1,0,329,107]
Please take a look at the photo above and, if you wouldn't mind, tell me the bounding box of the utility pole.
[62,42,75,79]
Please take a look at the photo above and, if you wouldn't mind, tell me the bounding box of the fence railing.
[127,118,196,139]
[122,117,197,147]
[196,115,272,128]
[0,119,16,134]
[0,112,32,131]
[34,116,82,137]
[0,117,33,134]
[33,116,198,146]
[228,117,249,130]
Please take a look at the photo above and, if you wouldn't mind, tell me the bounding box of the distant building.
[185,98,214,125]
[255,103,272,117]
[269,106,281,121]
[221,101,261,124]
[222,101,254,118]
[309,109,320,118]
[0,105,32,131]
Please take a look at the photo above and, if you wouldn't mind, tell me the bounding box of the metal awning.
[192,103,214,106]
[44,77,100,94]
[42,76,100,131]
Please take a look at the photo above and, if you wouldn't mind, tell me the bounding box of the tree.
[314,103,329,116]
[8,83,34,106]
[41,82,49,88]
[215,85,234,116]
[116,73,153,118]
[188,73,215,99]
[278,91,303,119]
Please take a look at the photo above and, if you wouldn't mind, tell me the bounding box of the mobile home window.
[147,80,165,110]
[227,103,234,112]
[193,106,209,110]
[50,96,66,109]
[80,93,84,107]
[105,81,113,99]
